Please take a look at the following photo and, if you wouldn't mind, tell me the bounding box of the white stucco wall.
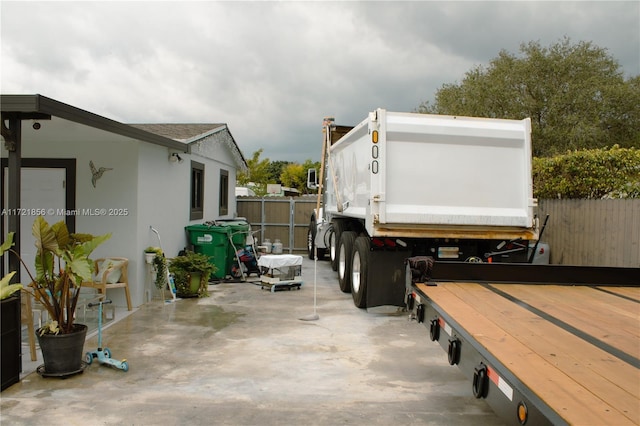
[190,130,240,221]
[2,116,242,309]
[136,139,240,303]
[136,142,189,303]
[4,117,141,308]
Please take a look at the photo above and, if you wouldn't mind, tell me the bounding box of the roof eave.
[1,94,189,153]
[187,124,248,170]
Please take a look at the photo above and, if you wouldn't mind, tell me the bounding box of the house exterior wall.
[3,117,141,308]
[2,116,241,309]
[190,130,239,221]
[137,142,189,303]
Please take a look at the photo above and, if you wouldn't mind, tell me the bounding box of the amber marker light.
[517,401,528,424]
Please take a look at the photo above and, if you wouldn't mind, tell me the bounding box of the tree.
[267,161,292,185]
[279,163,305,193]
[417,38,640,157]
[279,159,321,194]
[236,151,321,196]
[237,149,271,196]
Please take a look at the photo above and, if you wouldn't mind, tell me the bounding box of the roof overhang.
[187,124,248,171]
[1,94,189,152]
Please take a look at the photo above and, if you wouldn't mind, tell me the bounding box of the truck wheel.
[338,231,356,293]
[329,230,338,270]
[307,227,315,260]
[307,218,326,260]
[330,221,345,271]
[351,236,370,308]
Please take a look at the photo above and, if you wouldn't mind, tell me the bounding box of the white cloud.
[1,1,638,162]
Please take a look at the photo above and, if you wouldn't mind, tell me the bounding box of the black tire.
[307,219,316,260]
[330,221,344,271]
[338,231,357,293]
[308,217,326,260]
[329,229,338,270]
[351,236,370,308]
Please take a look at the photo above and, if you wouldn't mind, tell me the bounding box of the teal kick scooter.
[85,300,129,372]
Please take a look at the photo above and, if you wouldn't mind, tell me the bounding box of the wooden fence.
[237,197,640,267]
[537,199,639,267]
[236,197,316,254]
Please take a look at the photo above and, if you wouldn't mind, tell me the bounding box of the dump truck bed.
[324,110,537,239]
[412,281,640,425]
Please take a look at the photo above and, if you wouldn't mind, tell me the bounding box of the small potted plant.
[151,249,169,292]
[169,251,216,298]
[144,246,161,265]
[6,216,110,377]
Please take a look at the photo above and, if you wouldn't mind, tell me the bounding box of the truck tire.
[330,221,345,271]
[338,231,357,293]
[351,236,370,308]
[307,227,315,260]
[307,217,326,260]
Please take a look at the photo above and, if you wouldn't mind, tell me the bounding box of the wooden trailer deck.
[413,282,640,425]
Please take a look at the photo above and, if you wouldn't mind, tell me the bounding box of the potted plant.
[1,232,24,390]
[169,251,215,298]
[9,216,110,377]
[144,246,160,265]
[151,248,169,292]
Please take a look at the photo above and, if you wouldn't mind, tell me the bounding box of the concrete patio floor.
[1,257,505,425]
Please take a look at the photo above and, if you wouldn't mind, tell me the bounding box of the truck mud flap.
[431,262,639,286]
[366,250,409,308]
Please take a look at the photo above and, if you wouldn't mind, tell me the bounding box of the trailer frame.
[407,263,640,425]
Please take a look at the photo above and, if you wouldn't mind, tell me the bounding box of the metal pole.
[3,114,21,283]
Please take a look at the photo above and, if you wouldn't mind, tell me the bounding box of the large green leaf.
[64,252,94,282]
[51,220,70,249]
[0,271,23,300]
[0,232,15,256]
[34,249,54,281]
[79,233,111,257]
[32,216,58,253]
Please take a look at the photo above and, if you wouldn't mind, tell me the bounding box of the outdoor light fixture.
[169,153,183,163]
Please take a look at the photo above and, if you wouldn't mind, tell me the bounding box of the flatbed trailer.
[407,263,639,425]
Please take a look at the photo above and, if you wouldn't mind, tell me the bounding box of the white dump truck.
[307,109,539,309]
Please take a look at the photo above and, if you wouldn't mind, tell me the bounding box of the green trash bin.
[217,220,251,278]
[185,224,229,279]
[185,221,251,280]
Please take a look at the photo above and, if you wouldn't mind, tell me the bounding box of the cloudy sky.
[2,1,638,163]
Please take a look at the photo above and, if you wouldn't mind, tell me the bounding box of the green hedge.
[533,146,640,199]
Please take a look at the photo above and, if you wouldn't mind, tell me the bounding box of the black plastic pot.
[36,324,88,377]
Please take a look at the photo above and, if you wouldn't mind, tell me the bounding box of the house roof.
[131,123,247,169]
[1,94,189,152]
[130,123,226,141]
[2,94,247,169]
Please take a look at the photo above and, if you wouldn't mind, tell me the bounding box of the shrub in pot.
[169,251,215,298]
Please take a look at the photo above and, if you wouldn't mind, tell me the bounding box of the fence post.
[289,197,295,254]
